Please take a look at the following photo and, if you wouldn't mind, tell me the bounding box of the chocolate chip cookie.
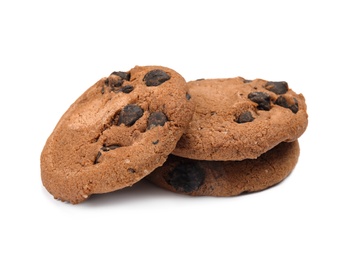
[173,77,308,160]
[41,65,194,204]
[147,141,300,196]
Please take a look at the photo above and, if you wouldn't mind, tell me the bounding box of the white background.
[1,0,344,259]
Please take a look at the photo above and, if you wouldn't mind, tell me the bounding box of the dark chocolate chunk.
[196,78,205,81]
[248,92,271,111]
[186,92,191,100]
[117,104,144,126]
[152,140,159,145]
[265,81,288,94]
[121,85,134,93]
[147,111,167,129]
[104,71,130,93]
[289,98,299,114]
[143,70,171,86]
[236,111,254,123]
[274,96,289,108]
[93,144,121,164]
[94,144,121,164]
[275,96,299,113]
[166,162,205,192]
[101,144,121,151]
[94,151,102,164]
[105,77,123,91]
[110,71,130,81]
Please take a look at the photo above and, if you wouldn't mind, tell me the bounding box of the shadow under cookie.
[146,141,300,196]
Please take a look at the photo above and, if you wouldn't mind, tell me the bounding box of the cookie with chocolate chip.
[41,65,194,204]
[147,141,300,196]
[173,77,308,160]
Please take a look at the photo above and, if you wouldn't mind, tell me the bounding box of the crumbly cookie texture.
[147,141,300,196]
[173,77,308,161]
[41,66,194,204]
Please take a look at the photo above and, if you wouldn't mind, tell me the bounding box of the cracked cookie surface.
[41,65,194,204]
[173,77,308,160]
[147,141,300,196]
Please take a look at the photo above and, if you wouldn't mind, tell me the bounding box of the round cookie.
[173,77,308,160]
[41,65,194,204]
[146,141,300,196]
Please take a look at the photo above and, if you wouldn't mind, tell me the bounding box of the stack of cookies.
[41,66,308,204]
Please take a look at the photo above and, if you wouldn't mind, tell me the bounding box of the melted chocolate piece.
[104,77,123,93]
[166,162,205,192]
[275,96,299,113]
[101,144,121,151]
[289,98,299,114]
[108,78,123,88]
[121,85,134,93]
[147,111,167,129]
[110,71,130,81]
[248,92,271,111]
[143,70,171,86]
[94,144,121,164]
[236,111,254,123]
[265,81,288,94]
[103,71,130,93]
[94,151,102,164]
[117,104,144,126]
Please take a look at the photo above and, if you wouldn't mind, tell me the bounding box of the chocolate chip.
[248,92,271,111]
[275,96,289,108]
[113,79,123,88]
[290,98,299,113]
[186,92,191,100]
[104,71,130,93]
[101,144,121,151]
[94,144,121,164]
[196,78,205,81]
[118,104,144,126]
[265,81,288,94]
[147,111,167,129]
[121,85,134,93]
[94,151,102,164]
[166,162,205,192]
[110,71,130,81]
[143,70,171,86]
[106,77,123,91]
[275,96,299,113]
[236,111,254,123]
[152,140,159,145]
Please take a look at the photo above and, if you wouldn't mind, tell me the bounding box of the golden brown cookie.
[173,77,308,160]
[147,141,300,196]
[41,65,194,204]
